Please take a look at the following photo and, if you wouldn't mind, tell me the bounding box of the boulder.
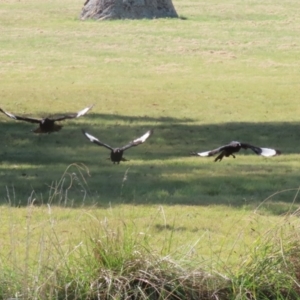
[81,0,178,20]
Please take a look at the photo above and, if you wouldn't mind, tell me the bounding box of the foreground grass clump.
[0,203,300,299]
[231,222,300,299]
[0,204,226,299]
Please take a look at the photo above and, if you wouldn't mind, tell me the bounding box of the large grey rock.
[81,0,178,20]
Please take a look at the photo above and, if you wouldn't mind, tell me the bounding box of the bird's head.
[231,141,241,147]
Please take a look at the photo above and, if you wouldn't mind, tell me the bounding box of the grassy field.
[1,0,300,298]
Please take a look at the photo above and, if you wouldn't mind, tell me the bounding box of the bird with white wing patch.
[191,141,281,162]
[82,129,153,164]
[0,105,94,134]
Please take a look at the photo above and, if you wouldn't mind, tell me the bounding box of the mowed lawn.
[1,0,300,209]
[1,0,300,270]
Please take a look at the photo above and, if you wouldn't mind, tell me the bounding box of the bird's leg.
[214,153,223,162]
[232,154,236,158]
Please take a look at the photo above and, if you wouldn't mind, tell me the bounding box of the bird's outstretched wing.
[241,143,281,157]
[53,105,94,121]
[82,129,113,151]
[190,143,236,157]
[121,129,153,151]
[0,108,41,124]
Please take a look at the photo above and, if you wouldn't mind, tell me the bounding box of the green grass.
[0,204,300,299]
[1,0,300,298]
[1,0,300,207]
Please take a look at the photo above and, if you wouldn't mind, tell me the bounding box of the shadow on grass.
[1,113,300,213]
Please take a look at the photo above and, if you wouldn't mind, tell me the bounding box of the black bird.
[0,105,94,133]
[191,141,281,162]
[82,129,153,164]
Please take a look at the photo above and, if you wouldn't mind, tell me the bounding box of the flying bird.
[0,105,94,133]
[191,141,281,162]
[82,129,153,164]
